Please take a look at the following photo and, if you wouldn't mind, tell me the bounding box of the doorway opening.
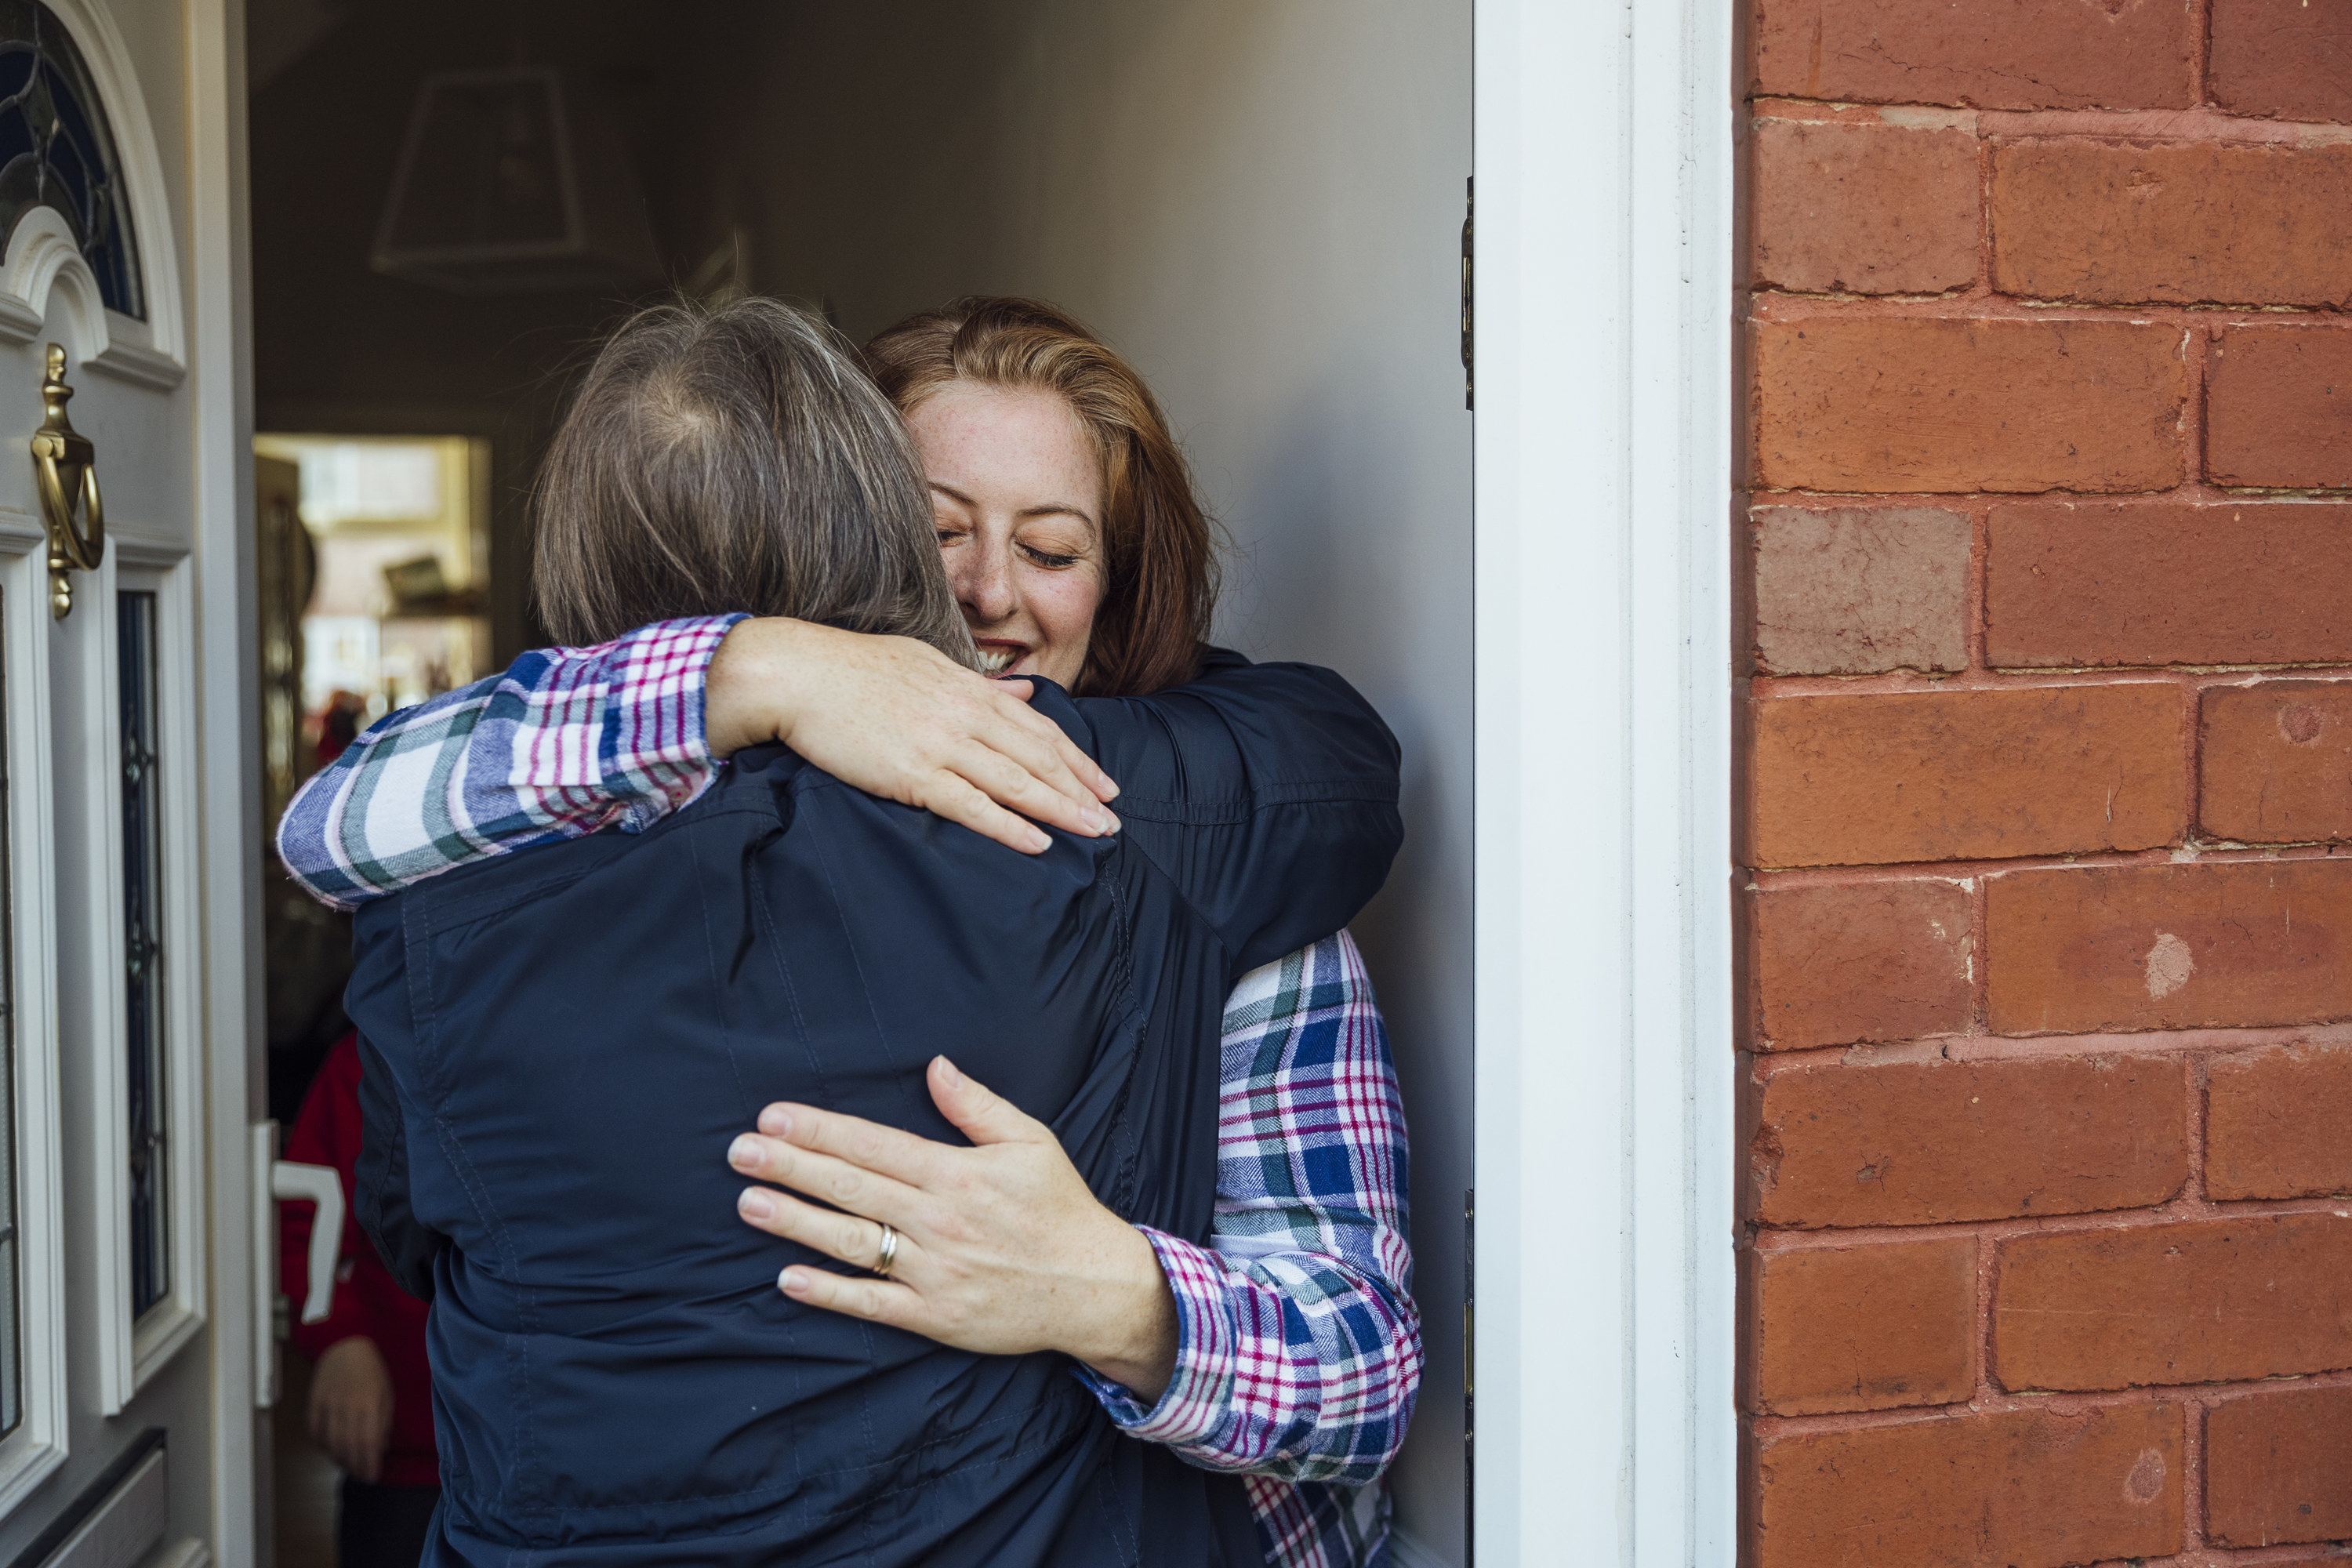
[248,5,1472,1563]
[254,431,492,1106]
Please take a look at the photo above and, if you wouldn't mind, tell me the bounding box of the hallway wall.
[735,4,1475,1557]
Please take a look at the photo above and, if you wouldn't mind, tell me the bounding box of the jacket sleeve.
[353,1031,443,1303]
[1069,648,1403,975]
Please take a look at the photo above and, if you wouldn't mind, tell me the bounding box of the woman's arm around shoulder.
[274,615,1118,909]
[275,616,744,909]
[1076,930,1421,1484]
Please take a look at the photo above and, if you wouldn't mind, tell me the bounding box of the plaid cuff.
[1075,1227,1240,1447]
[589,614,742,828]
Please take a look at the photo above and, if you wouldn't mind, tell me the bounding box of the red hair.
[862,297,1218,697]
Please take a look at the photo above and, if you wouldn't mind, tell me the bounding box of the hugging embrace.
[280,296,1421,1567]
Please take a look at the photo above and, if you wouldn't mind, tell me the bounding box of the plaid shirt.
[276,619,1421,1568]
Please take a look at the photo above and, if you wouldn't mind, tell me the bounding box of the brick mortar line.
[2185,1044,2212,1205]
[1748,96,2352,147]
[2107,1549,2352,1567]
[1973,1187,2002,1403]
[1749,482,2352,503]
[1747,841,2352,882]
[1752,667,2352,699]
[1762,666,2352,691]
[1749,1192,2352,1253]
[1753,1018,2352,1073]
[2189,313,2217,515]
[2186,1394,2212,1555]
[1974,104,1995,301]
[1751,1359,2352,1441]
[2111,1547,2352,1568]
[2193,0,2215,111]
[1966,855,1990,1032]
[1963,498,1991,675]
[1752,292,2350,323]
[2178,318,2213,818]
[1972,1222,1997,1402]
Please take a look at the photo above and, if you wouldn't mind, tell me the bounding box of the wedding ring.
[872,1222,899,1279]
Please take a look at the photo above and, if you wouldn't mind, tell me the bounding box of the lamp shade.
[371,65,660,295]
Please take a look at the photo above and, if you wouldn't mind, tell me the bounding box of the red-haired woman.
[280,298,1420,1568]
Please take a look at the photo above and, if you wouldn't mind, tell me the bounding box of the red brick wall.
[1739,3,2352,1563]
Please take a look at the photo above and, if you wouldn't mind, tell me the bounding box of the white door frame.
[1471,0,1737,1562]
[187,0,262,1558]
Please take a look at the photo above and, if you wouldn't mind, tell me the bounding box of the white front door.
[0,1,256,1565]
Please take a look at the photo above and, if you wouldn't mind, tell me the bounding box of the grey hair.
[531,296,976,662]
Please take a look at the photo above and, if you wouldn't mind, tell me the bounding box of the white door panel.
[0,516,67,1523]
[0,0,252,1563]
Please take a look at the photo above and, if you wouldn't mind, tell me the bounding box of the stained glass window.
[0,0,140,318]
[120,589,164,1319]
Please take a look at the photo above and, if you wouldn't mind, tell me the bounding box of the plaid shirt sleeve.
[274,615,745,909]
[1076,931,1422,1486]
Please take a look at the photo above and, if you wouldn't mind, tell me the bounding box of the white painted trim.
[79,547,132,1410]
[0,538,68,1523]
[184,1,261,1560]
[128,561,208,1399]
[1471,0,1736,1562]
[0,209,108,350]
[106,529,191,569]
[86,335,186,394]
[45,1447,166,1568]
[246,1123,277,1410]
[85,561,206,1414]
[139,1539,210,1568]
[0,212,180,390]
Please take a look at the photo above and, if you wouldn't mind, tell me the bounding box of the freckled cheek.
[1025,565,1105,677]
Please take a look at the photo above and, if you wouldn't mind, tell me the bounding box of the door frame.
[1470,0,1737,1561]
[171,0,1750,1556]
[187,0,261,1558]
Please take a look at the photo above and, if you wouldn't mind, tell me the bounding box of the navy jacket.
[347,652,1403,1567]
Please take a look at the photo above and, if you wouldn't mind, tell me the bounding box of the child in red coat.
[280,1032,439,1567]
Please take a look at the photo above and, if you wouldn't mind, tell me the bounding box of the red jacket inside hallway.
[279,1031,438,1489]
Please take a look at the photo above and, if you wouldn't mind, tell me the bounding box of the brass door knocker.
[32,343,103,619]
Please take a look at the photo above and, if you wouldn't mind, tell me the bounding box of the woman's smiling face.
[906,382,1105,690]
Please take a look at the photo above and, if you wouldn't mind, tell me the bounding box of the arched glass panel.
[0,1,141,319]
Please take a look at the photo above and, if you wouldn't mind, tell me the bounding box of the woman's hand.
[307,1335,394,1483]
[704,618,1119,856]
[726,1055,1180,1400]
